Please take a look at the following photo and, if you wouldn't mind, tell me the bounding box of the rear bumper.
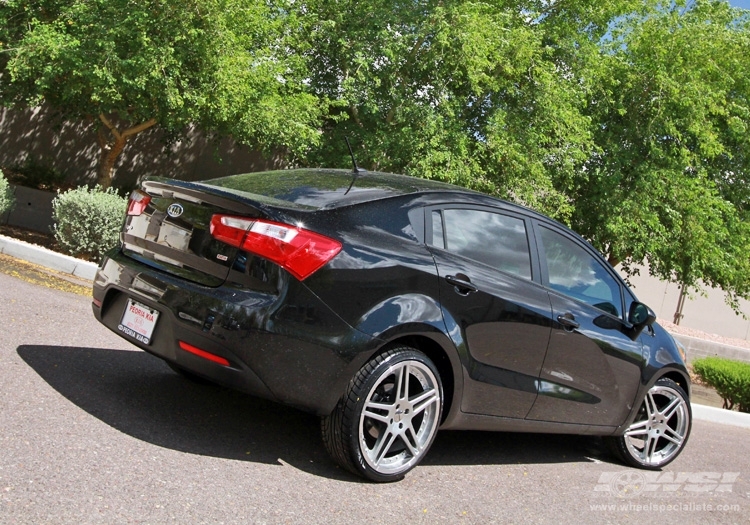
[92,250,377,415]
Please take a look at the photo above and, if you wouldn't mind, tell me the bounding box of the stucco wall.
[0,106,281,191]
[622,268,750,341]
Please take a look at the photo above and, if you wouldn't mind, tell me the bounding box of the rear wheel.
[322,347,443,482]
[607,378,691,469]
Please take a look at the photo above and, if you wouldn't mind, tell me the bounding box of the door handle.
[445,274,478,295]
[557,313,580,331]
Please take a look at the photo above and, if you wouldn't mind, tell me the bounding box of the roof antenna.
[345,136,367,175]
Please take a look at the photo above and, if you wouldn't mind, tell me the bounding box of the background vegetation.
[2,0,750,310]
[0,170,16,216]
[693,357,750,412]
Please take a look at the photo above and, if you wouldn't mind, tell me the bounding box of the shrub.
[52,186,127,261]
[11,160,68,191]
[0,169,16,216]
[692,357,750,413]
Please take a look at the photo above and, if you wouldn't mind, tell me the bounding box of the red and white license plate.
[118,299,159,345]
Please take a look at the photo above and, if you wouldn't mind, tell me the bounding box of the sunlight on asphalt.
[0,253,91,296]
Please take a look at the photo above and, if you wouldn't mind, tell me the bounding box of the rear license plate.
[118,299,159,345]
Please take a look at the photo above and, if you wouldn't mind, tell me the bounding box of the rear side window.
[431,208,532,280]
[538,226,622,317]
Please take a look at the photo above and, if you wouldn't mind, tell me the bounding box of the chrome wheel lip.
[623,384,690,467]
[358,359,441,476]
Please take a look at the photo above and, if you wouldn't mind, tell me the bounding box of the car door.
[427,206,553,419]
[525,223,644,427]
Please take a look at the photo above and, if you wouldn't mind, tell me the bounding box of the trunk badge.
[167,203,184,218]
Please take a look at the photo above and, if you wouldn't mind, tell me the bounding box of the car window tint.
[539,226,621,317]
[440,209,532,280]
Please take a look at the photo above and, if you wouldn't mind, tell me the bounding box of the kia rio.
[92,168,691,482]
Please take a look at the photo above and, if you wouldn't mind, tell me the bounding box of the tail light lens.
[127,189,151,216]
[210,215,342,280]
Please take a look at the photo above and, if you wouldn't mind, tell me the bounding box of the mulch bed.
[0,224,61,252]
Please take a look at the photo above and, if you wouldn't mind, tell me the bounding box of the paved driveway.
[1,272,748,524]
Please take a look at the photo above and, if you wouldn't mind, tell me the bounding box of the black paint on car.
[92,168,691,481]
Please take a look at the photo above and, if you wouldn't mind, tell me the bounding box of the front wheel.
[322,347,443,482]
[607,377,691,469]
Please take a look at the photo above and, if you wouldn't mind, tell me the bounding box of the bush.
[692,357,750,413]
[11,160,68,191]
[52,186,127,261]
[0,170,16,216]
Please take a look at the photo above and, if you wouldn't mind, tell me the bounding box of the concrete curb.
[692,403,750,429]
[2,233,750,430]
[0,234,98,281]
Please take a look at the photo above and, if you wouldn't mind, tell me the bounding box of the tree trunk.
[96,114,157,189]
[673,285,688,325]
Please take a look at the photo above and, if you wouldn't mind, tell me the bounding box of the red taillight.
[127,189,151,216]
[209,215,342,280]
[178,341,230,367]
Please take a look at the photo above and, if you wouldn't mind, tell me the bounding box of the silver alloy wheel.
[622,383,690,466]
[358,359,441,476]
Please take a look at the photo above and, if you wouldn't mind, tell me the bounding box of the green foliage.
[0,170,16,216]
[0,0,322,185]
[9,161,67,191]
[693,357,750,413]
[2,0,750,311]
[572,0,750,311]
[299,0,610,221]
[52,186,126,261]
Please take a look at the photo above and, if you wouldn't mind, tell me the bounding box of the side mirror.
[628,302,656,330]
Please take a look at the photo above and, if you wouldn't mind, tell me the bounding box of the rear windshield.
[199,169,459,209]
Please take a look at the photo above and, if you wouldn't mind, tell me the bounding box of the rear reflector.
[127,189,152,216]
[178,341,230,367]
[209,215,342,280]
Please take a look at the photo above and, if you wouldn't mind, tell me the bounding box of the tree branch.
[122,118,158,138]
[98,113,122,141]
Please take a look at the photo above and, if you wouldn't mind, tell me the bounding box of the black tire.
[607,377,691,469]
[166,361,215,385]
[322,347,443,482]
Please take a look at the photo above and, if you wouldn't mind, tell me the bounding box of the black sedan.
[92,168,691,482]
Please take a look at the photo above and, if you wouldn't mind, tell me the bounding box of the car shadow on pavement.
[18,344,619,481]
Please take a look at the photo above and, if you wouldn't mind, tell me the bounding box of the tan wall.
[622,267,750,341]
[0,106,281,190]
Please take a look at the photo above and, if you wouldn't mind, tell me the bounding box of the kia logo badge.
[167,203,184,218]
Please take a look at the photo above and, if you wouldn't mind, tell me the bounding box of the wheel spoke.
[396,364,409,401]
[371,431,398,465]
[662,396,683,420]
[410,387,438,415]
[644,392,657,418]
[363,404,391,424]
[403,425,421,457]
[662,427,684,446]
[643,434,658,463]
[624,419,649,437]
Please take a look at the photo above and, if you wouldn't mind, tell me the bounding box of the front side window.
[539,226,622,317]
[431,208,532,280]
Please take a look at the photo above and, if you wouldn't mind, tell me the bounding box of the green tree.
[574,0,750,314]
[300,0,615,220]
[0,0,321,187]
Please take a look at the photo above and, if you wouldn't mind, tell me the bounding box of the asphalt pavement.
[1,271,748,524]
